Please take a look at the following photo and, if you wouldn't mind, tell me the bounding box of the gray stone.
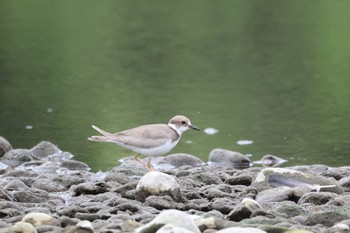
[225,174,253,186]
[161,153,205,168]
[189,172,223,185]
[212,198,238,214]
[31,178,66,192]
[208,148,251,169]
[1,149,34,167]
[145,195,178,210]
[272,201,305,218]
[61,160,90,171]
[0,136,12,157]
[13,188,49,203]
[227,198,261,222]
[30,141,61,159]
[71,182,110,196]
[298,192,338,205]
[256,154,287,167]
[252,167,342,193]
[256,187,303,205]
[58,206,89,218]
[338,176,350,192]
[0,186,13,201]
[4,179,29,191]
[305,209,350,227]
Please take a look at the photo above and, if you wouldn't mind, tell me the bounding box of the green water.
[1,1,350,171]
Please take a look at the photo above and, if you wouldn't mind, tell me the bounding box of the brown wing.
[108,124,178,148]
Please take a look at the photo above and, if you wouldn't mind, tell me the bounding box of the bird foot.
[134,154,155,172]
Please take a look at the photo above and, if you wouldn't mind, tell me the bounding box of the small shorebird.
[88,115,200,170]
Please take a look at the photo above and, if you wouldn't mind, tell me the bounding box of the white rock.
[136,171,179,194]
[136,209,200,233]
[13,222,37,233]
[76,220,94,231]
[156,224,194,233]
[217,227,267,233]
[21,212,54,226]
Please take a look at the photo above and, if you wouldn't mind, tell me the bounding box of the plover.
[88,115,200,170]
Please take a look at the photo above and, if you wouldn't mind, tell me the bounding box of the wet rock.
[4,179,28,191]
[21,212,57,226]
[145,195,178,210]
[135,171,182,202]
[305,208,350,227]
[225,174,253,186]
[61,160,90,171]
[1,149,34,167]
[31,178,66,192]
[255,154,287,167]
[298,192,338,205]
[74,212,101,222]
[135,209,200,233]
[227,198,261,222]
[256,187,305,204]
[0,187,14,201]
[271,201,305,218]
[47,151,74,163]
[252,167,342,193]
[241,215,289,226]
[0,136,12,157]
[189,172,223,185]
[13,188,49,203]
[338,176,350,192]
[30,141,60,159]
[58,206,89,218]
[158,153,205,168]
[212,198,238,214]
[71,182,110,196]
[208,148,251,169]
[0,162,11,174]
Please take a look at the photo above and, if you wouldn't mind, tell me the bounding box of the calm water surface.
[1,1,350,171]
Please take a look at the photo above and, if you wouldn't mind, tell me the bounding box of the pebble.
[0,141,350,233]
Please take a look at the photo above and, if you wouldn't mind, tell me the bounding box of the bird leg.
[134,154,154,171]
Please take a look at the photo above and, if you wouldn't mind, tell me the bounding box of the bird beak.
[189,124,200,131]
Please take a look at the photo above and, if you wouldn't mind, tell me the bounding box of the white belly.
[123,139,179,156]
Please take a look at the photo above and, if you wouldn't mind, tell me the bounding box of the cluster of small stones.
[0,136,350,233]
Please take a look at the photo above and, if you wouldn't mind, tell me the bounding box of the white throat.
[168,123,184,136]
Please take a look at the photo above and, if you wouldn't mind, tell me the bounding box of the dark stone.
[72,182,110,196]
[298,192,338,205]
[225,174,253,186]
[145,195,177,210]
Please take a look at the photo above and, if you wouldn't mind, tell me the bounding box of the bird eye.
[181,121,186,125]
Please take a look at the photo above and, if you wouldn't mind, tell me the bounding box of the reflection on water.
[1,1,350,171]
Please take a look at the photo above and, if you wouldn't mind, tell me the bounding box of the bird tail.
[88,125,113,142]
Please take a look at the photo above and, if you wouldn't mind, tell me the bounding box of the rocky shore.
[0,137,350,233]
